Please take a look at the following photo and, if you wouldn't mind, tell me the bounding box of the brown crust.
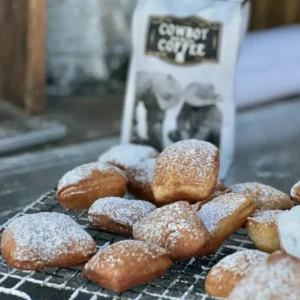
[205,265,245,298]
[56,169,127,210]
[89,213,132,236]
[192,180,228,212]
[246,215,280,253]
[205,250,268,298]
[82,241,173,293]
[198,194,256,255]
[227,182,293,211]
[152,142,219,205]
[1,229,96,270]
[126,163,155,203]
[133,201,210,260]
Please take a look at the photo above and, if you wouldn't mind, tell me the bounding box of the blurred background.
[0,0,300,221]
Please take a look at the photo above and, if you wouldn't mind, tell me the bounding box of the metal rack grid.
[0,190,256,300]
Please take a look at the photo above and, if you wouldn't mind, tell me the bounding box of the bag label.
[146,16,221,65]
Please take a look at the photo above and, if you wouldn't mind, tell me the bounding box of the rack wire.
[0,190,256,300]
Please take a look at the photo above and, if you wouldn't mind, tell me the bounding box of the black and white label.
[146,16,221,65]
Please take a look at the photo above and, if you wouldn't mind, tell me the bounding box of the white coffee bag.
[122,0,250,178]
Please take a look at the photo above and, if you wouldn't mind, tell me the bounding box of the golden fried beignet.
[133,201,210,260]
[196,193,255,255]
[152,139,219,205]
[82,240,172,293]
[228,251,300,300]
[246,210,282,253]
[228,182,292,211]
[88,197,156,236]
[56,162,127,210]
[98,143,159,170]
[205,250,268,298]
[125,158,156,203]
[1,213,96,270]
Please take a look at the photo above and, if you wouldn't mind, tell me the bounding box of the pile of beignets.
[2,139,300,298]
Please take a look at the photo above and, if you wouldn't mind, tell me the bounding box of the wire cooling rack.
[0,190,256,300]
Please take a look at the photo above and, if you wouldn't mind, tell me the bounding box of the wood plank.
[0,0,46,114]
[250,0,300,30]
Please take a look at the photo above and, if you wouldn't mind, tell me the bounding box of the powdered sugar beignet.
[57,162,127,209]
[205,249,268,298]
[197,193,255,255]
[152,139,219,205]
[126,158,156,203]
[228,251,300,300]
[82,240,172,293]
[88,197,156,236]
[246,210,282,253]
[228,182,292,211]
[1,212,96,270]
[133,201,210,260]
[98,143,159,170]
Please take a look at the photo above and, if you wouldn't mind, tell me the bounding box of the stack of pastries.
[1,140,300,298]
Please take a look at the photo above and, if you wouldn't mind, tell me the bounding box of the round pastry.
[277,206,300,260]
[88,197,156,236]
[246,210,282,253]
[1,212,97,270]
[205,249,268,298]
[196,193,255,255]
[152,139,219,205]
[291,179,300,204]
[133,201,210,260]
[56,162,127,210]
[228,251,300,300]
[98,143,159,170]
[125,158,156,203]
[228,182,293,211]
[82,240,172,293]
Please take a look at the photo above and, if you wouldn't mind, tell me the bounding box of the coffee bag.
[122,0,250,178]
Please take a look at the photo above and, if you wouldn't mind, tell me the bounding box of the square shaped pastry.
[82,240,172,293]
[133,201,210,260]
[88,197,156,236]
[196,193,255,255]
[1,212,97,270]
[152,140,219,205]
[228,182,292,211]
[56,162,127,209]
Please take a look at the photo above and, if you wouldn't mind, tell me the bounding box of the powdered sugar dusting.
[88,197,156,226]
[291,180,300,199]
[126,158,156,184]
[133,201,206,251]
[84,240,169,273]
[98,144,158,169]
[277,206,300,260]
[197,193,248,232]
[5,212,95,262]
[229,182,292,210]
[57,162,125,191]
[210,250,268,280]
[154,139,218,185]
[228,253,300,300]
[248,209,282,224]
